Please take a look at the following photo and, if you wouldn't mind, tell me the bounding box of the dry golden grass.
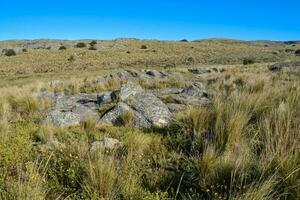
[0,39,299,199]
[1,39,299,87]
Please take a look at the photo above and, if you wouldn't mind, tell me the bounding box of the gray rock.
[126,69,140,77]
[44,110,81,127]
[116,70,133,79]
[123,85,171,128]
[100,102,151,128]
[167,103,185,112]
[119,83,143,101]
[188,67,211,74]
[268,61,300,71]
[97,91,117,105]
[50,80,64,88]
[269,63,283,71]
[145,69,167,78]
[90,137,121,151]
[174,83,210,106]
[1,48,23,56]
[100,102,132,125]
[181,82,208,98]
[36,92,100,127]
[101,83,172,128]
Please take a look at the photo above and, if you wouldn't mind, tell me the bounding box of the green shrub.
[58,45,67,50]
[4,49,17,56]
[88,46,97,50]
[89,40,97,46]
[75,42,87,48]
[295,49,300,56]
[46,148,86,196]
[243,58,255,65]
[119,111,134,126]
[68,55,75,62]
[141,45,147,49]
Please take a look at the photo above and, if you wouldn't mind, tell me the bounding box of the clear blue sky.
[1,0,299,41]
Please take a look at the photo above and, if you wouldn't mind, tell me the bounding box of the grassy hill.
[0,39,299,200]
[0,39,299,87]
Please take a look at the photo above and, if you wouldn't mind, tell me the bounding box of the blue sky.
[0,0,299,41]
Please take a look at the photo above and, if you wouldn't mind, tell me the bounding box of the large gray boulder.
[100,102,151,128]
[125,91,171,128]
[101,83,172,128]
[181,82,208,98]
[152,83,211,111]
[173,83,210,106]
[36,92,100,127]
[119,83,143,101]
[44,110,81,127]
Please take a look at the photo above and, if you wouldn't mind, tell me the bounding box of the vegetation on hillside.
[0,59,299,199]
[1,39,299,87]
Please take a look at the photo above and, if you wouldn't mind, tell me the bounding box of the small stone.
[188,67,211,74]
[97,91,117,105]
[90,137,121,150]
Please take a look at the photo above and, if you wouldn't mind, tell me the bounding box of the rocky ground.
[35,68,213,128]
[0,40,299,200]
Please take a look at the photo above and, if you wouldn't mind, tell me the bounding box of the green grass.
[0,40,299,199]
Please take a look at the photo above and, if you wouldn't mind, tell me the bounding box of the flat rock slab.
[35,92,101,127]
[101,83,172,128]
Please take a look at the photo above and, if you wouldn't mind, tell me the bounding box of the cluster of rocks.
[35,76,210,129]
[1,48,26,56]
[188,67,223,74]
[268,61,300,71]
[35,92,100,127]
[101,83,172,128]
[94,69,180,86]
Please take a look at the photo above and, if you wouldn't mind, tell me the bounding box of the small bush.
[141,45,147,49]
[243,58,255,65]
[59,46,67,50]
[75,42,87,48]
[295,49,300,56]
[180,39,188,42]
[89,40,97,46]
[4,49,17,56]
[126,51,131,54]
[88,46,97,51]
[68,55,76,62]
[119,111,133,126]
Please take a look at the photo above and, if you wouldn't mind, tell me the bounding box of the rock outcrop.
[101,83,172,128]
[269,61,300,71]
[36,92,100,127]
[35,70,210,128]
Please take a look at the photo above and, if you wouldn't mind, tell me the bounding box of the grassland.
[0,39,299,200]
[0,39,299,86]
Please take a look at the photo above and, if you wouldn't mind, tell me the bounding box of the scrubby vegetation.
[3,49,17,56]
[58,46,67,50]
[75,42,87,48]
[0,39,299,87]
[0,60,299,199]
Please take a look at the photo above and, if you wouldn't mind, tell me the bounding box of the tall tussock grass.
[171,74,300,199]
[0,66,299,199]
